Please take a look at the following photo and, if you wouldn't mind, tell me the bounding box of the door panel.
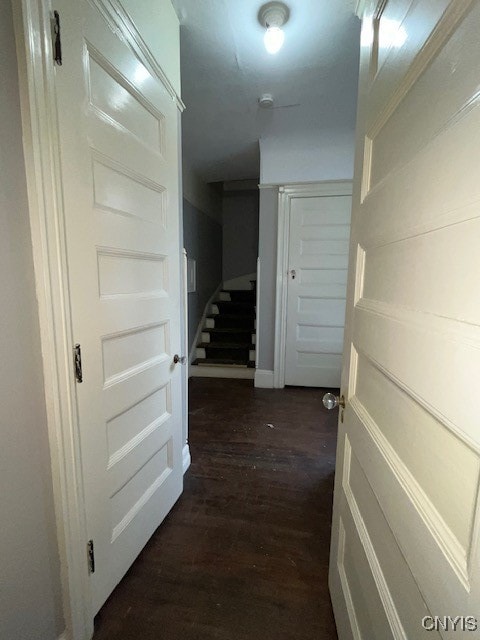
[55,0,183,613]
[330,0,480,636]
[285,191,352,387]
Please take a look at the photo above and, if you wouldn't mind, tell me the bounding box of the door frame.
[13,1,186,638]
[273,181,353,388]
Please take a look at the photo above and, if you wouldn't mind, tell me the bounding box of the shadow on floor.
[94,378,339,640]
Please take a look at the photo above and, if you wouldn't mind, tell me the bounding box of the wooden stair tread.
[198,342,255,350]
[221,289,255,294]
[193,358,256,368]
[207,314,255,320]
[193,358,247,367]
[204,327,255,334]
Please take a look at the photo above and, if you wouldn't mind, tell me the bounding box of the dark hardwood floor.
[94,378,339,640]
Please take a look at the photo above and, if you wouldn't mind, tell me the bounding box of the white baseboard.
[190,365,254,379]
[254,369,274,388]
[182,444,191,473]
[223,272,256,290]
[188,282,223,366]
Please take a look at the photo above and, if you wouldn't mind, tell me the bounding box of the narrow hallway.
[94,379,339,640]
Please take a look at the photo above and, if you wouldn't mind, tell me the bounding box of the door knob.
[173,354,186,364]
[323,393,345,410]
[290,269,296,279]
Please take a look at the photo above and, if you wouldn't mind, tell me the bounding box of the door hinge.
[74,343,83,383]
[87,539,95,574]
[52,10,62,66]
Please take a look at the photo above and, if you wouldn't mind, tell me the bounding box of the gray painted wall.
[222,190,259,282]
[257,187,278,371]
[183,199,223,352]
[260,131,355,184]
[0,2,64,637]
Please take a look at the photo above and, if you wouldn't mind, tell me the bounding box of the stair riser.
[207,347,248,361]
[212,302,255,317]
[212,316,255,330]
[201,331,253,344]
[225,292,256,303]
[196,347,256,361]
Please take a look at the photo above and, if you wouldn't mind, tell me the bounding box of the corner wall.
[0,1,63,636]
[257,186,278,371]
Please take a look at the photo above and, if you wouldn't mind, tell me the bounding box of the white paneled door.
[284,185,352,387]
[54,0,183,613]
[330,0,480,638]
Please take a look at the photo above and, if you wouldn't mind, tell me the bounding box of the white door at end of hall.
[285,189,352,388]
[329,1,480,638]
[54,0,184,614]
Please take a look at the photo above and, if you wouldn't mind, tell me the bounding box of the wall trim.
[182,248,189,468]
[355,0,368,18]
[273,181,353,389]
[188,282,223,367]
[182,444,191,474]
[14,1,92,638]
[258,183,277,190]
[255,257,260,368]
[254,369,275,388]
[259,181,353,191]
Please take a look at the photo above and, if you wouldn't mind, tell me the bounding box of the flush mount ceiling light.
[258,2,290,54]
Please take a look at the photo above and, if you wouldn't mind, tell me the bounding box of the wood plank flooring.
[93,378,339,640]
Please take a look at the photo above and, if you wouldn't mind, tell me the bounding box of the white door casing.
[274,182,352,389]
[330,1,480,638]
[284,186,352,387]
[20,0,185,621]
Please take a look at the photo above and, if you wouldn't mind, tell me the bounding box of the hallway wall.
[0,2,64,637]
[260,130,355,185]
[256,131,355,378]
[222,188,259,283]
[257,186,279,372]
[183,198,223,352]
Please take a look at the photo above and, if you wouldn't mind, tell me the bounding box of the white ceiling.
[172,0,361,182]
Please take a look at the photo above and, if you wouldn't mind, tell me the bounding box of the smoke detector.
[259,93,274,109]
[258,2,290,54]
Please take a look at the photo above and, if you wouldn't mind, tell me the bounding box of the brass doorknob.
[173,354,186,364]
[323,393,345,410]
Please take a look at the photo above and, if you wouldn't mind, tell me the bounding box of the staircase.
[191,282,256,378]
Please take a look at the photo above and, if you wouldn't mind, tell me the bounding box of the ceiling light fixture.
[258,2,289,55]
